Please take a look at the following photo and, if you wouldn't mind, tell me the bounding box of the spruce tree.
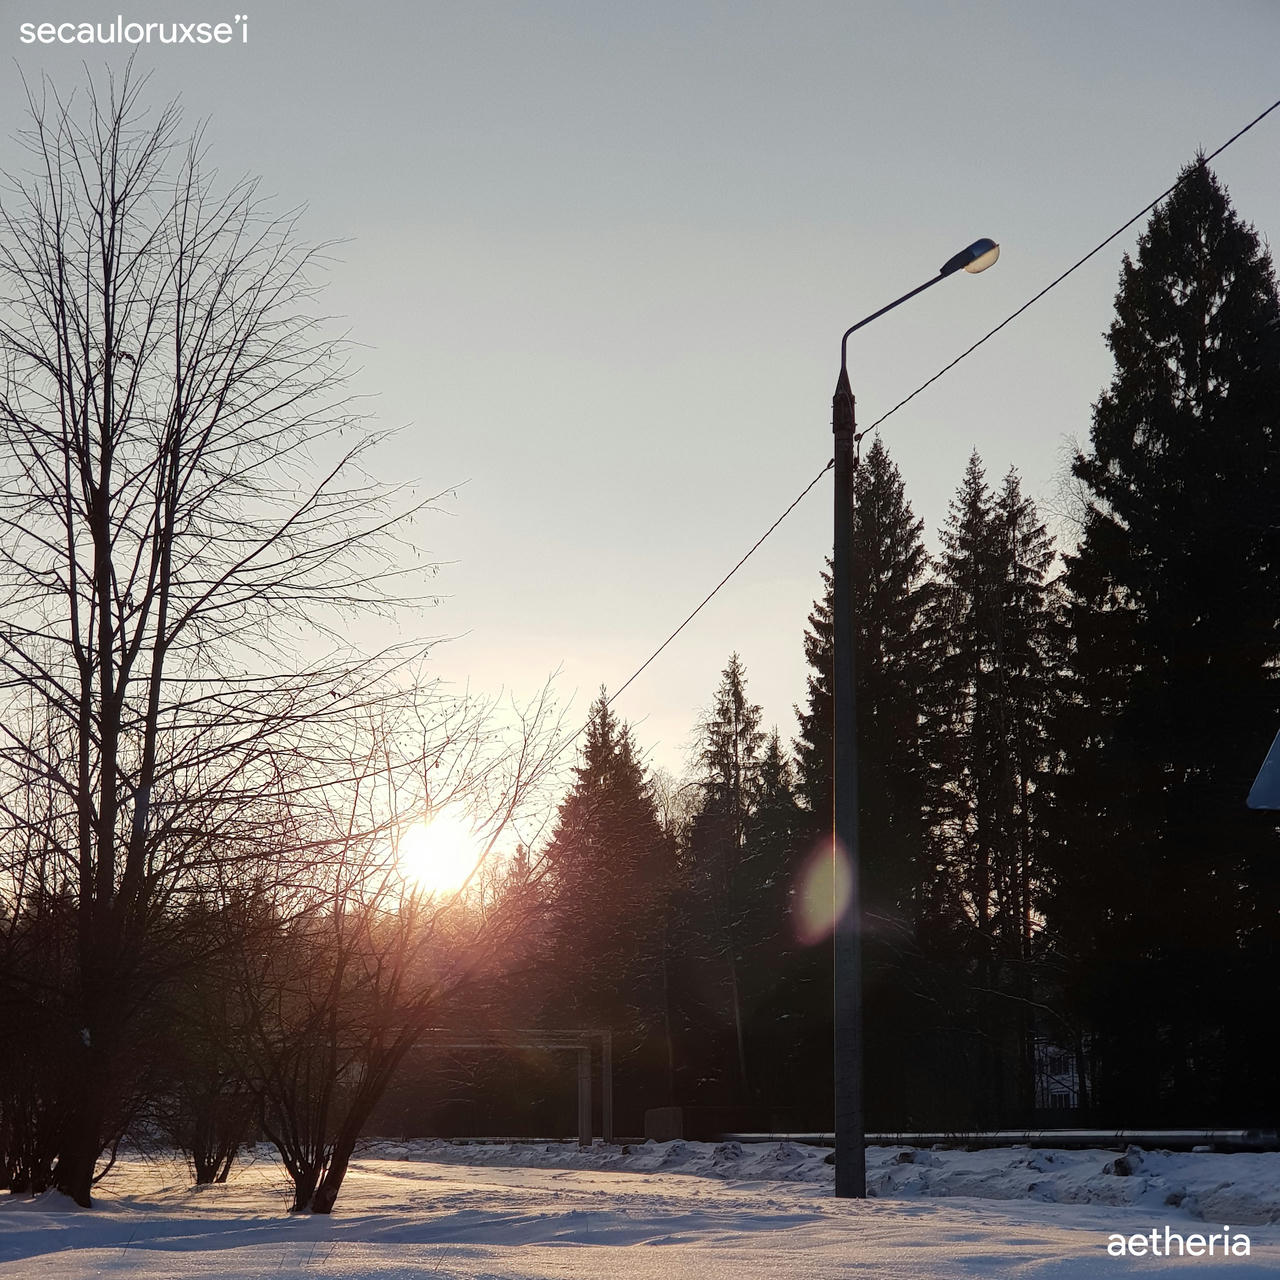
[988,469,1060,975]
[923,455,1062,1121]
[793,437,931,1127]
[746,730,804,910]
[1059,160,1280,1120]
[539,691,674,1125]
[852,438,932,920]
[795,566,833,826]
[696,654,765,849]
[795,437,930,914]
[738,729,806,1115]
[687,655,765,1099]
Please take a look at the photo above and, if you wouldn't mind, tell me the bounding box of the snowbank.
[1,1145,1278,1279]
[371,1136,1280,1224]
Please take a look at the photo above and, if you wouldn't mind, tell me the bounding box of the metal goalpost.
[412,1029,613,1147]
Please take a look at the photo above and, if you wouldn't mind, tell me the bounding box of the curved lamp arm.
[839,238,999,375]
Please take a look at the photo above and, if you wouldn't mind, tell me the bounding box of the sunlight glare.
[398,810,484,894]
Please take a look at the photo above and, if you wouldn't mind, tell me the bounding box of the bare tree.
[227,687,563,1213]
[0,68,446,1206]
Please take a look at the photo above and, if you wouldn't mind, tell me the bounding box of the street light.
[831,237,999,1199]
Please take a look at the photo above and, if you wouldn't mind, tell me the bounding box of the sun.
[397,810,484,893]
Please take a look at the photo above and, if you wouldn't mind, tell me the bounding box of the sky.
[3,0,1279,781]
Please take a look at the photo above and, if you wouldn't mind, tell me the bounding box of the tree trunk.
[53,1089,102,1208]
[309,1145,351,1215]
[309,1099,373,1213]
[289,1164,322,1214]
[307,1046,411,1213]
[726,949,749,1102]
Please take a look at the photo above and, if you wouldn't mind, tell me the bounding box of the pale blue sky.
[4,1,1279,774]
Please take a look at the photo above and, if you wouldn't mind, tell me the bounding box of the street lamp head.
[939,238,1000,277]
[838,236,1002,374]
[963,239,1000,273]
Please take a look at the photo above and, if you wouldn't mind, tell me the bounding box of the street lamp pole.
[832,238,999,1200]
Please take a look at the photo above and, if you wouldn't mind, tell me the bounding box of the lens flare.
[793,838,852,945]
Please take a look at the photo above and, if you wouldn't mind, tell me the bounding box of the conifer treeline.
[492,158,1279,1136]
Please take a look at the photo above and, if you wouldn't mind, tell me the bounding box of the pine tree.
[1059,159,1280,1120]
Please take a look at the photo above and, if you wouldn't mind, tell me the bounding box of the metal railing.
[718,1128,1280,1152]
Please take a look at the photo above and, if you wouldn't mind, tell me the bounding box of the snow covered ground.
[2,1139,1277,1278]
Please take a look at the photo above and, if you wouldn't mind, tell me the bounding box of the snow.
[1,1139,1277,1278]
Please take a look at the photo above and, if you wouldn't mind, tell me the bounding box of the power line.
[558,93,1280,766]
[607,460,833,711]
[859,93,1280,442]
[547,460,833,767]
